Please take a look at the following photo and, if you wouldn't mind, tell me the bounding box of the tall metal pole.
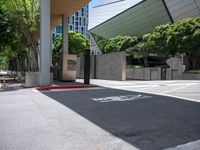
[84,49,90,84]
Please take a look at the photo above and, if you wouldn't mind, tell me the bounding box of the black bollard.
[84,49,90,84]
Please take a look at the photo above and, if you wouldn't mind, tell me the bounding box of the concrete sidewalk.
[0,88,136,150]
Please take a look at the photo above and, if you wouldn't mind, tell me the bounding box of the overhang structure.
[89,0,200,39]
[51,0,90,29]
[40,0,90,86]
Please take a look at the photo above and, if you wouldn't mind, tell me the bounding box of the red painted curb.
[36,84,96,91]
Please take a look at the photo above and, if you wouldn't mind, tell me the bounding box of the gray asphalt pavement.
[43,88,200,150]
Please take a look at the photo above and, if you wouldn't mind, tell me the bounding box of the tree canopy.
[101,35,140,54]
[52,31,89,66]
[137,18,200,69]
[0,0,40,71]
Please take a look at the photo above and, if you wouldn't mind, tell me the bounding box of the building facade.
[54,4,89,38]
[89,0,200,39]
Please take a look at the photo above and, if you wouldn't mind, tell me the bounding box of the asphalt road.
[43,87,200,150]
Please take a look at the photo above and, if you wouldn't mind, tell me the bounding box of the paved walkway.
[0,88,136,150]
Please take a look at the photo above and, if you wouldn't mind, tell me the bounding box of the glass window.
[79,18,81,26]
[83,18,86,26]
[81,27,84,34]
[81,8,84,16]
[56,25,62,34]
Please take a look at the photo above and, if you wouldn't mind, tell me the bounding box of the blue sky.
[89,0,101,9]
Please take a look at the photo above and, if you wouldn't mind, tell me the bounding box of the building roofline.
[93,0,125,8]
[89,0,146,32]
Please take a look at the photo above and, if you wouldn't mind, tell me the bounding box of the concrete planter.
[25,72,53,87]
[25,72,40,87]
[183,73,200,80]
[126,68,161,80]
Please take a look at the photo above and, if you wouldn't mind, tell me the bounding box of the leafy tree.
[0,53,8,70]
[0,2,30,72]
[103,35,140,53]
[138,17,200,69]
[1,0,40,71]
[138,24,172,56]
[167,18,200,69]
[0,8,14,52]
[52,31,89,66]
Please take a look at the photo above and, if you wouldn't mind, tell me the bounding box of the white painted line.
[105,86,200,103]
[160,84,195,94]
[124,89,200,103]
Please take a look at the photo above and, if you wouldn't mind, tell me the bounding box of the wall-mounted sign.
[67,60,76,70]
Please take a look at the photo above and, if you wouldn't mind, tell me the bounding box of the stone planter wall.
[183,73,200,80]
[126,68,161,80]
[25,72,53,87]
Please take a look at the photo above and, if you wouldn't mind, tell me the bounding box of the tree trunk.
[189,49,200,70]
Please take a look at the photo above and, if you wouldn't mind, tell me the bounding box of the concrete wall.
[166,68,183,80]
[183,73,200,80]
[76,56,96,79]
[96,52,126,80]
[166,57,184,80]
[76,52,126,81]
[76,57,84,79]
[126,68,161,80]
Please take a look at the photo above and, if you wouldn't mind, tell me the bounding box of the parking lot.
[77,79,200,103]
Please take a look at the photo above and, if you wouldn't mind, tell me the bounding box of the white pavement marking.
[76,79,200,103]
[92,94,152,103]
[160,84,195,94]
[127,89,200,103]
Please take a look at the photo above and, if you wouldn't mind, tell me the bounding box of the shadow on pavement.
[42,88,200,150]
